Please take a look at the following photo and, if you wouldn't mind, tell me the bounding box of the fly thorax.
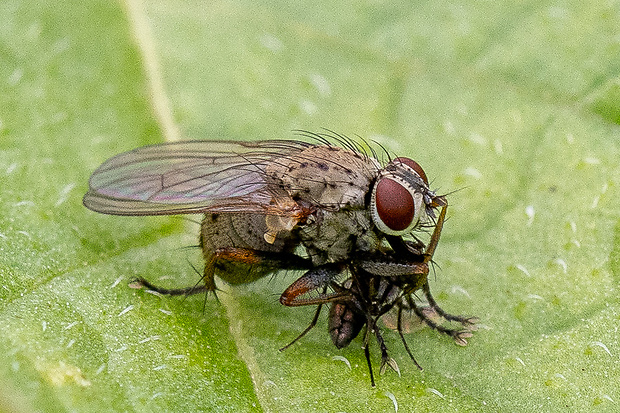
[266,145,380,208]
[300,209,379,264]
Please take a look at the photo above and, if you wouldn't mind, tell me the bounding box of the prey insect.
[83,131,476,386]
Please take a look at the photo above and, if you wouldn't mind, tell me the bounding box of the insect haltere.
[83,131,476,386]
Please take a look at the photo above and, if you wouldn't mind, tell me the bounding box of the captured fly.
[83,131,476,386]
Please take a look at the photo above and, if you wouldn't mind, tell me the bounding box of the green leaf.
[1,0,619,412]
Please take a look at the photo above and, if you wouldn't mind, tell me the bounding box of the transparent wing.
[83,140,312,216]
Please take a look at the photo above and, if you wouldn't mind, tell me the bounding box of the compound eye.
[375,177,415,232]
[393,157,428,185]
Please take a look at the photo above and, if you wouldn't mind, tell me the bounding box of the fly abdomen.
[201,213,297,284]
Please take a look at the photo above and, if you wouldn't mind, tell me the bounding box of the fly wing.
[83,140,312,216]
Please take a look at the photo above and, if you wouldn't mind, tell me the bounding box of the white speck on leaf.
[547,6,569,19]
[553,258,567,273]
[525,205,535,226]
[6,162,18,173]
[468,132,487,146]
[17,231,31,239]
[55,183,76,207]
[464,167,482,179]
[426,388,445,398]
[444,121,455,134]
[331,355,351,370]
[309,74,331,97]
[590,341,612,357]
[117,305,134,317]
[494,139,503,154]
[569,221,577,233]
[145,289,164,298]
[139,336,161,344]
[259,34,283,52]
[516,264,531,277]
[8,69,24,86]
[110,276,123,288]
[383,391,398,413]
[299,100,317,115]
[63,321,79,331]
[451,285,471,298]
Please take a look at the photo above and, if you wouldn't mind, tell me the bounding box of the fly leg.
[205,247,312,291]
[279,264,349,306]
[422,200,477,331]
[422,282,478,327]
[356,253,429,279]
[133,277,208,296]
[405,295,474,346]
[362,326,376,387]
[396,304,423,370]
[385,199,476,344]
[135,247,312,296]
[279,296,324,351]
[279,265,352,350]
[372,317,400,377]
[133,259,209,296]
[361,314,402,387]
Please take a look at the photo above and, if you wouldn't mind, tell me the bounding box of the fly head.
[370,157,443,238]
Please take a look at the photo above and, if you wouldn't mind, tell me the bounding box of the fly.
[83,130,477,386]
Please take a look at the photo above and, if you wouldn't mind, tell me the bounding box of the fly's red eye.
[375,178,415,231]
[394,157,428,185]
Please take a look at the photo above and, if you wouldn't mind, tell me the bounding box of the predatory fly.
[83,131,477,386]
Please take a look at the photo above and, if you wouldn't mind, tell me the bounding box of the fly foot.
[379,356,401,376]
